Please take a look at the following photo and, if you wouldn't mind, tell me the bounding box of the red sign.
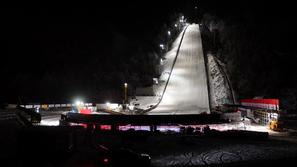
[240,99,279,110]
[79,108,91,114]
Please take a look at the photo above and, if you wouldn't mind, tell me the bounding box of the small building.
[239,99,280,125]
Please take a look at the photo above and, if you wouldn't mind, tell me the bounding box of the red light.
[103,158,109,164]
[81,123,87,129]
[100,125,112,130]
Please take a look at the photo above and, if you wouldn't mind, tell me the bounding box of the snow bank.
[207,53,233,109]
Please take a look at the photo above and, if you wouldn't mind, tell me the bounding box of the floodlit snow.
[131,96,160,111]
[149,24,210,115]
[118,125,151,131]
[40,117,60,126]
[115,123,273,133]
[157,126,180,132]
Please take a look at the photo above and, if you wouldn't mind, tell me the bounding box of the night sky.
[1,1,297,104]
[0,3,190,103]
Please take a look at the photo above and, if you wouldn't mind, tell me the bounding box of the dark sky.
[0,3,191,103]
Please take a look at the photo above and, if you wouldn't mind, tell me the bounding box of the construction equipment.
[269,120,282,131]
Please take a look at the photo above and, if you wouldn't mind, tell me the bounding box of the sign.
[79,108,91,114]
[240,99,279,110]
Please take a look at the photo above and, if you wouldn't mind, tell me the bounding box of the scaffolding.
[253,109,279,125]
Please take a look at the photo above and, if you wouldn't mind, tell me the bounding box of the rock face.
[207,53,233,109]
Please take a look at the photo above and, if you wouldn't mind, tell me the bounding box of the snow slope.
[149,24,210,115]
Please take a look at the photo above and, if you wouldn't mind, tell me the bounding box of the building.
[239,99,280,125]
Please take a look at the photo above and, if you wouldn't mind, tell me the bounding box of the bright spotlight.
[168,31,171,36]
[75,100,83,106]
[106,102,111,107]
[75,101,80,106]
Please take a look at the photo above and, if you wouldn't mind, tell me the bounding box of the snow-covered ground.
[149,24,210,115]
[130,96,160,112]
[40,115,61,126]
[150,138,297,167]
[207,54,233,109]
[93,130,297,167]
[39,110,112,126]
